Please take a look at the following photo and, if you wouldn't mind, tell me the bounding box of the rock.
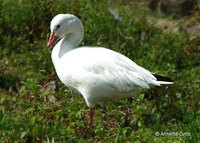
[40,81,57,93]
[146,16,200,38]
[48,95,57,103]
[187,25,200,36]
[160,0,195,17]
[146,17,181,32]
[148,0,160,11]
[148,0,196,17]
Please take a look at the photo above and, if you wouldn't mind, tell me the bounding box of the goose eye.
[56,25,60,29]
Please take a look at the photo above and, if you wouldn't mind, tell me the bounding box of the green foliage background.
[0,0,199,142]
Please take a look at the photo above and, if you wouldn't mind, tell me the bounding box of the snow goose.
[47,14,173,129]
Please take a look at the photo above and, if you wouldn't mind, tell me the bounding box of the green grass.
[0,0,200,142]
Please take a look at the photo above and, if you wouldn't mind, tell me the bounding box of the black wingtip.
[153,74,174,82]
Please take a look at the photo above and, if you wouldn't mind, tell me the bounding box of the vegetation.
[0,0,199,142]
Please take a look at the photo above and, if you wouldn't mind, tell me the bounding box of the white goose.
[47,14,173,129]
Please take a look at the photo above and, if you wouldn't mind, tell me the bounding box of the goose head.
[47,14,84,47]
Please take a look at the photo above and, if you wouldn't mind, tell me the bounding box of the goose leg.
[88,108,95,129]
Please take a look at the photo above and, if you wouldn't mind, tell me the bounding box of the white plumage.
[47,14,173,128]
